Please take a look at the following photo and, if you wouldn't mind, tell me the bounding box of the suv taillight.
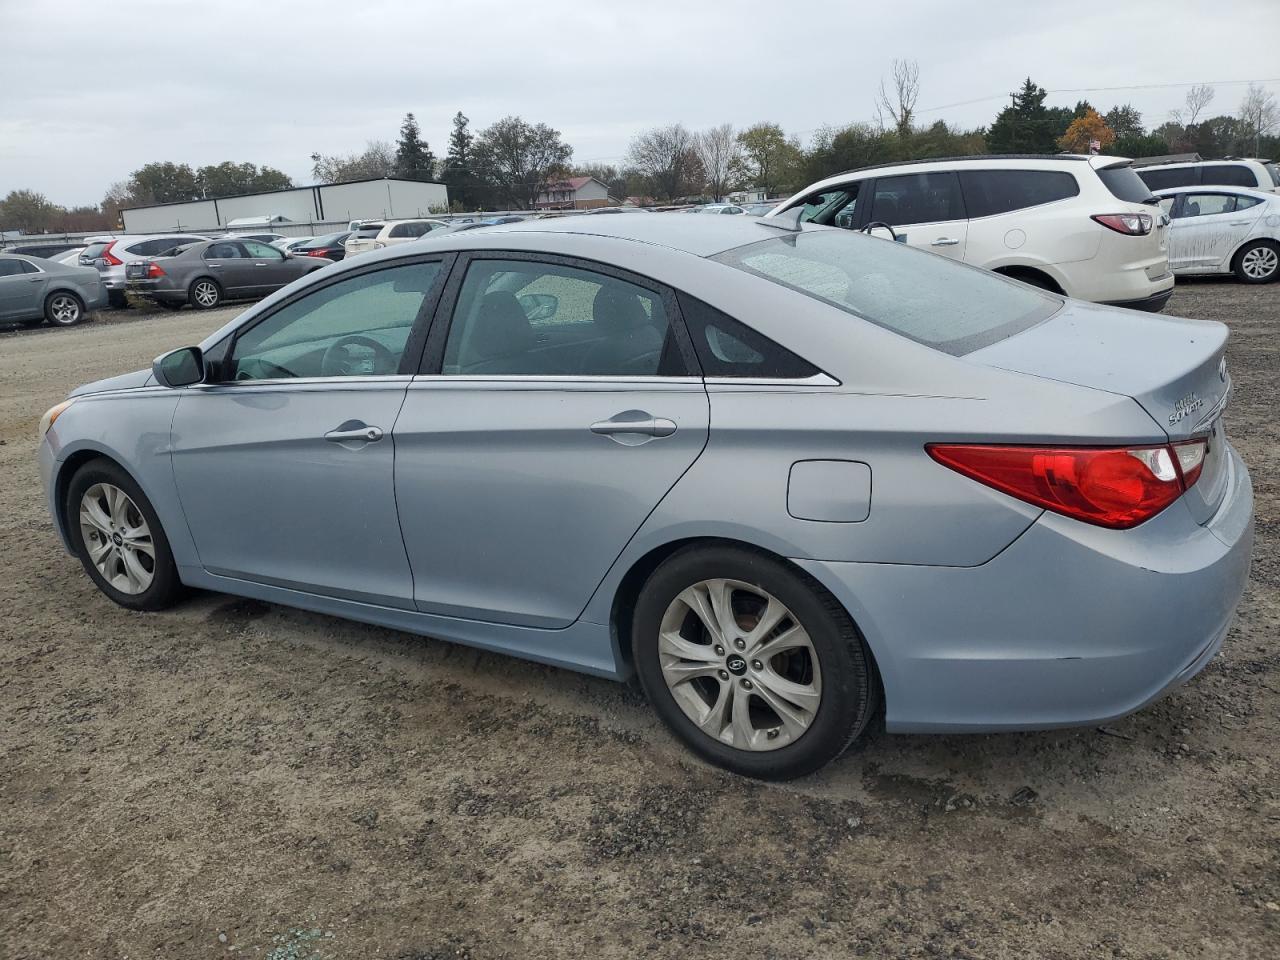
[927,440,1208,529]
[1092,213,1153,236]
[101,240,124,266]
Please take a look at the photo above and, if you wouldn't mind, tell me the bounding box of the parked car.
[741,202,780,216]
[221,232,288,245]
[39,215,1252,779]
[1,241,84,259]
[699,204,747,215]
[771,154,1174,311]
[0,253,106,326]
[344,219,450,257]
[79,234,209,307]
[124,238,330,310]
[1153,186,1280,283]
[270,236,315,253]
[292,231,353,262]
[1135,157,1280,194]
[53,248,87,265]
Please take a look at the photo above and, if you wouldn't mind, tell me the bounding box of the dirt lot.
[1,286,1277,960]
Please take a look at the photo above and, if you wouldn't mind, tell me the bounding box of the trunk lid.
[969,299,1232,523]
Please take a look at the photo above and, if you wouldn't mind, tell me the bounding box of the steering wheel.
[320,335,396,377]
[860,220,900,241]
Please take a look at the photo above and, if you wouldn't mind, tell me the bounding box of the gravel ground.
[1,283,1277,959]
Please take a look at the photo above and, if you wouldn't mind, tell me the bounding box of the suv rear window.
[1201,164,1258,188]
[354,225,385,238]
[713,229,1058,356]
[1096,166,1156,203]
[81,242,112,260]
[959,169,1080,217]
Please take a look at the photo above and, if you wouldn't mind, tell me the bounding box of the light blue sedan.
[37,214,1253,779]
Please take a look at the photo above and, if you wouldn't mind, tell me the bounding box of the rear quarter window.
[959,169,1080,217]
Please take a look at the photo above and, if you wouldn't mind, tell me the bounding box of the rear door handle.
[931,237,961,246]
[324,423,383,443]
[590,414,677,439]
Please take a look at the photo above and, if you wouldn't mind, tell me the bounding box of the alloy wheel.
[193,281,219,307]
[658,578,822,751]
[49,295,80,325]
[1241,245,1278,280]
[78,483,155,595]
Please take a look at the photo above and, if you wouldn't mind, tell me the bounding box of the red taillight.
[926,441,1207,529]
[101,240,123,266]
[146,262,165,278]
[306,248,329,257]
[1092,213,1153,236]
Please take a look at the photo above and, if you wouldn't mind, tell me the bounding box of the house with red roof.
[535,176,611,210]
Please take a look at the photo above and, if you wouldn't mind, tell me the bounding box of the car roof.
[1153,185,1277,199]
[419,210,792,257]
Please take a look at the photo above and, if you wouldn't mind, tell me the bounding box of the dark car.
[292,231,354,262]
[125,238,331,310]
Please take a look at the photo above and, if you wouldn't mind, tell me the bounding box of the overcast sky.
[2,0,1278,207]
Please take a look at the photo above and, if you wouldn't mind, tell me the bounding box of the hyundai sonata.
[39,214,1253,779]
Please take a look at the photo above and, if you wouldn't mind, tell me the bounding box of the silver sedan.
[38,215,1253,779]
[0,253,106,327]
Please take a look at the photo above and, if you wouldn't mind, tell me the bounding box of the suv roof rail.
[830,153,1095,179]
[1129,153,1205,167]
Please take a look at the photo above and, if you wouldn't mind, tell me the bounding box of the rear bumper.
[1101,286,1175,313]
[794,444,1253,733]
[126,280,183,302]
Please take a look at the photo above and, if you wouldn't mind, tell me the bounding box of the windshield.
[712,229,1059,356]
[1097,165,1157,204]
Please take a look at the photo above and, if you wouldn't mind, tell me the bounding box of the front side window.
[1176,194,1236,218]
[713,230,1058,356]
[442,259,682,377]
[1201,165,1257,188]
[959,169,1080,218]
[228,262,440,381]
[795,186,860,228]
[869,172,963,226]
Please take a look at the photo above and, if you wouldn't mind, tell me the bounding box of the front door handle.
[325,422,384,443]
[931,237,961,246]
[590,412,677,442]
[1230,220,1252,226]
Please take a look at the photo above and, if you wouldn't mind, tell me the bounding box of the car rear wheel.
[633,544,878,780]
[1234,241,1279,283]
[45,292,84,326]
[189,278,222,309]
[65,458,183,611]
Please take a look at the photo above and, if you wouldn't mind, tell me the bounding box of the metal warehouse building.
[121,178,449,233]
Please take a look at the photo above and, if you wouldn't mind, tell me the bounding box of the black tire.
[1232,240,1279,284]
[632,544,879,780]
[188,277,222,309]
[107,290,129,309]
[65,458,184,611]
[160,301,185,312]
[19,317,44,327]
[44,291,85,326]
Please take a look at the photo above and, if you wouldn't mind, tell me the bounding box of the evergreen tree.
[394,113,436,181]
[986,78,1060,154]
[442,111,479,209]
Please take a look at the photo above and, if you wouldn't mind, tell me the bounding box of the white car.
[343,219,450,258]
[79,233,208,307]
[770,155,1174,311]
[1154,186,1280,283]
[700,204,746,215]
[1135,157,1280,195]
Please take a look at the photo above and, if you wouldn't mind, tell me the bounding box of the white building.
[121,178,448,233]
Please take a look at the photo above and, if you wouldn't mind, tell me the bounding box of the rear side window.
[1136,167,1198,190]
[1235,195,1264,211]
[869,172,962,226]
[677,293,820,379]
[713,230,1058,356]
[959,170,1079,217]
[1200,164,1258,188]
[1175,194,1236,218]
[1096,166,1156,203]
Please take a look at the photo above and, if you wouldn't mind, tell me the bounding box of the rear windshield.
[1097,165,1157,204]
[81,242,111,259]
[713,229,1059,356]
[354,225,385,238]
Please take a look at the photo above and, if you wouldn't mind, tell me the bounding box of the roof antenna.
[755,206,804,232]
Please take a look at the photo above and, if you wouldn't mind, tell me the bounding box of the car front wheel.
[65,458,184,611]
[633,544,878,780]
[45,292,84,326]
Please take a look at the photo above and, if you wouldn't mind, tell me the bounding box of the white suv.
[1135,157,1280,195]
[344,219,450,258]
[79,233,208,307]
[770,155,1174,311]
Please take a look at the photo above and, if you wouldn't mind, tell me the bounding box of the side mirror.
[152,346,205,388]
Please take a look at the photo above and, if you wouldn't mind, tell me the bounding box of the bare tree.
[627,124,700,201]
[876,59,920,136]
[310,140,396,183]
[1170,83,1215,127]
[695,124,741,201]
[1238,83,1279,156]
[471,117,573,209]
